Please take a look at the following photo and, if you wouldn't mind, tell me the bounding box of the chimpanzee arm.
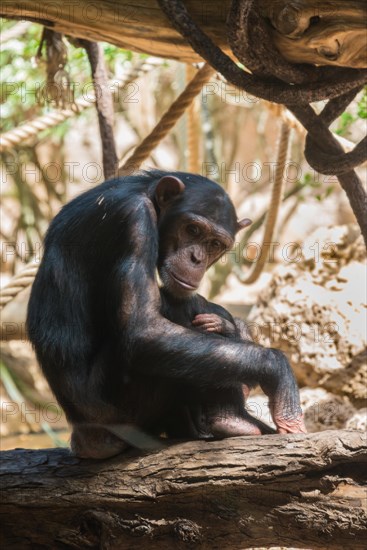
[233,317,254,341]
[119,200,304,434]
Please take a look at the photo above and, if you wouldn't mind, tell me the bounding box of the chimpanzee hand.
[275,414,307,434]
[264,349,307,435]
[192,313,237,337]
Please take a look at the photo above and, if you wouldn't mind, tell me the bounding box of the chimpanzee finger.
[203,326,220,332]
[192,314,217,324]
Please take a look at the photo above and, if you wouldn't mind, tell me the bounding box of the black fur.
[27,170,301,451]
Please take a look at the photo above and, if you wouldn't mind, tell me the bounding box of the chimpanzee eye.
[186,224,201,237]
[210,239,223,253]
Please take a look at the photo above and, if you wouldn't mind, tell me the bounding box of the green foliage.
[357,87,367,119]
[302,172,335,202]
[0,19,138,272]
[1,22,43,131]
[0,19,132,135]
[335,87,367,135]
[336,112,355,136]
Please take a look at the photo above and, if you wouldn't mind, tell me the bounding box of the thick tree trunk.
[1,0,366,67]
[1,430,366,549]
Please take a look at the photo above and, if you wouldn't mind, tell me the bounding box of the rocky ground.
[248,224,366,432]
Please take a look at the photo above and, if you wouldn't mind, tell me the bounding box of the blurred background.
[1,20,366,450]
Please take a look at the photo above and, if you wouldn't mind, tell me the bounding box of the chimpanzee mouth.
[170,272,198,291]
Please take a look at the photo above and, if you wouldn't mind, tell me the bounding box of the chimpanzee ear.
[155,176,185,208]
[237,218,252,232]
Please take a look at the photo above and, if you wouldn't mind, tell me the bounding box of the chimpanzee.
[27,170,305,458]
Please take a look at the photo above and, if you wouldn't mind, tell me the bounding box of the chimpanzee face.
[158,213,234,297]
[154,175,251,298]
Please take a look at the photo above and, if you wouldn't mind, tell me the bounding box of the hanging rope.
[0,58,162,316]
[3,0,364,305]
[119,63,214,174]
[211,74,364,155]
[0,62,214,315]
[186,64,201,173]
[0,261,38,310]
[240,121,291,284]
[0,57,163,152]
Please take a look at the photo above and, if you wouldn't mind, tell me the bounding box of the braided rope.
[157,0,367,247]
[211,76,363,154]
[241,120,291,284]
[0,261,38,310]
[158,0,367,105]
[186,64,201,173]
[264,102,304,135]
[0,62,213,314]
[0,58,163,152]
[0,58,162,315]
[119,63,214,175]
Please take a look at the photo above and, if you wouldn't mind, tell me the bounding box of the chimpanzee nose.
[190,247,204,265]
[191,251,200,264]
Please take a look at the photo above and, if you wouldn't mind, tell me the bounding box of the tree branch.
[81,40,118,180]
[1,430,366,549]
[1,1,366,67]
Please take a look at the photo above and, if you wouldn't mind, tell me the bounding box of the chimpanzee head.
[154,173,251,298]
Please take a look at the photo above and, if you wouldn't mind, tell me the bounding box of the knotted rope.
[157,0,367,246]
[3,1,366,309]
[0,63,214,314]
[0,58,163,152]
[0,261,38,310]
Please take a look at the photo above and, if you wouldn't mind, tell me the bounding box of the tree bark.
[1,430,366,549]
[1,0,366,67]
[82,40,118,180]
[259,0,367,68]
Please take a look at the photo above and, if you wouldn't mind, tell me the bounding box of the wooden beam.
[0,0,229,63]
[1,1,366,67]
[1,430,366,548]
[259,0,367,68]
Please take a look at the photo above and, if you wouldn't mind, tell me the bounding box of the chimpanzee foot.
[71,425,129,459]
[209,415,263,437]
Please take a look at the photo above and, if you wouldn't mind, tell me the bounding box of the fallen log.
[0,430,366,549]
[1,0,366,67]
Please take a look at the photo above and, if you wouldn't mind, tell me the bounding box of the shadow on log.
[1,430,366,549]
